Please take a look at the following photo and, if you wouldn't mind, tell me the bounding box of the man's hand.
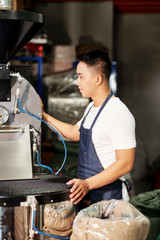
[66,178,90,204]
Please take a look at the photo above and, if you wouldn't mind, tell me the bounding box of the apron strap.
[90,91,113,129]
[79,91,113,131]
[79,103,94,132]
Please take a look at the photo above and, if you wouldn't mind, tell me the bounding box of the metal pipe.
[10,72,23,115]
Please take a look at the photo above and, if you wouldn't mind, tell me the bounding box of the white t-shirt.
[77,97,136,170]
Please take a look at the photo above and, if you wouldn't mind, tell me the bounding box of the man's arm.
[39,96,80,141]
[67,147,135,204]
[42,111,80,141]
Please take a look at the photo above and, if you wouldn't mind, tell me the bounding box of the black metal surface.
[10,65,32,83]
[0,175,72,206]
[0,64,10,101]
[0,10,44,64]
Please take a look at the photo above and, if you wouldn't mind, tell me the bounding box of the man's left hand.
[66,178,90,204]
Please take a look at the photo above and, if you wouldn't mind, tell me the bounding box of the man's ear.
[96,74,103,86]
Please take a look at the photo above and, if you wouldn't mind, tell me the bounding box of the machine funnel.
[0,10,44,64]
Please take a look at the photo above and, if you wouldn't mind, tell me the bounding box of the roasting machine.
[0,9,71,240]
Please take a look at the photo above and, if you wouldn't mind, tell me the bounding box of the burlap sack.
[71,199,150,240]
[43,226,72,240]
[43,200,76,239]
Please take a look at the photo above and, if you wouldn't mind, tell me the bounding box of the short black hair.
[77,50,112,79]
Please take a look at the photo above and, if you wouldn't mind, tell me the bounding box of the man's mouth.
[78,88,82,92]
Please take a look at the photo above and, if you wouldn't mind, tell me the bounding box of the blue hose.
[17,98,67,175]
[36,151,53,174]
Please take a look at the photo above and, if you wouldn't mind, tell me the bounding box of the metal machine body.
[0,66,42,179]
[0,124,33,180]
[0,69,41,180]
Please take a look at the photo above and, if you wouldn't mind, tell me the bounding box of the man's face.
[76,62,97,98]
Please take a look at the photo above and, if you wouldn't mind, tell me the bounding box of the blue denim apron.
[77,92,122,205]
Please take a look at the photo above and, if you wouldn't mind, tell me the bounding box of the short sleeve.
[109,110,136,150]
[77,117,83,128]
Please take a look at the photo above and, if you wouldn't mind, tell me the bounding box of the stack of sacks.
[71,199,150,240]
[43,200,76,239]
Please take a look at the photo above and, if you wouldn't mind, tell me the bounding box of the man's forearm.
[42,111,79,141]
[86,148,135,190]
[86,162,125,191]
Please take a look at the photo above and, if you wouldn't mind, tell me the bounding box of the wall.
[34,1,114,57]
[114,13,160,164]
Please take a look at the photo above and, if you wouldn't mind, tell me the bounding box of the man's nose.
[76,78,80,86]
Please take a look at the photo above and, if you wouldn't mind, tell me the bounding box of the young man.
[42,50,136,206]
